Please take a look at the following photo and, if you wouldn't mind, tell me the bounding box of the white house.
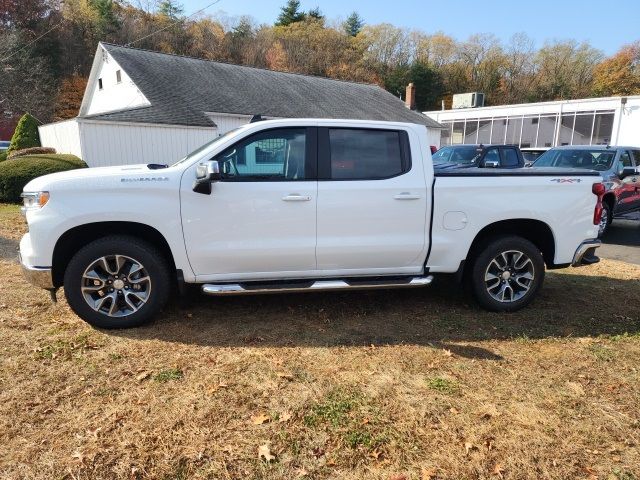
[39,43,442,167]
[424,95,640,148]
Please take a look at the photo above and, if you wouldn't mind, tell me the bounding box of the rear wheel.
[469,235,545,312]
[598,202,611,238]
[63,236,171,328]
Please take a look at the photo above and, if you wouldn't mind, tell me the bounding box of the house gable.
[80,45,150,117]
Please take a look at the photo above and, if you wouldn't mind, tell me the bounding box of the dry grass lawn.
[0,203,639,479]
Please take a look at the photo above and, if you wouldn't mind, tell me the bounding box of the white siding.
[85,52,149,116]
[38,119,82,157]
[79,122,216,167]
[205,113,253,135]
[427,128,441,149]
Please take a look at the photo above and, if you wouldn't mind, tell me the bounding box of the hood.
[23,164,162,191]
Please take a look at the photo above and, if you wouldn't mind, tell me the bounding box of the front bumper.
[571,239,601,267]
[18,252,54,289]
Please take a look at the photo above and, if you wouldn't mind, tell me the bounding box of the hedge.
[0,151,7,162]
[0,154,87,203]
[8,113,41,153]
[8,147,57,159]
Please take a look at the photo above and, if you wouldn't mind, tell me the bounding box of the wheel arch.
[602,192,616,211]
[465,219,556,273]
[52,222,176,288]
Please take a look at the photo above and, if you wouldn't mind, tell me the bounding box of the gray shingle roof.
[83,43,442,129]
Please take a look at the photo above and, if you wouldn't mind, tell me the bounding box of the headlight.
[21,191,50,214]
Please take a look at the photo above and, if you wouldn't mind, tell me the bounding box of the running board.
[201,275,434,296]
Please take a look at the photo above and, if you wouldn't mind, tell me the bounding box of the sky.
[180,0,640,55]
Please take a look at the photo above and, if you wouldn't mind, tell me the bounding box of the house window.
[98,78,103,90]
[116,70,122,83]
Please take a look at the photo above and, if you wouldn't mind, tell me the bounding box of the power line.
[0,18,66,63]
[125,0,223,47]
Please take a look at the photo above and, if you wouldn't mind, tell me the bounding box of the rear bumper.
[18,252,54,290]
[571,239,601,267]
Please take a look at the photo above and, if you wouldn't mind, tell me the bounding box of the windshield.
[171,128,240,167]
[533,148,616,171]
[432,146,481,164]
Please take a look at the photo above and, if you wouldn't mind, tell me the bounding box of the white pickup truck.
[19,119,602,328]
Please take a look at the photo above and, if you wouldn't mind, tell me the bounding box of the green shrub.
[0,154,87,202]
[8,147,56,159]
[8,113,41,153]
[0,151,7,162]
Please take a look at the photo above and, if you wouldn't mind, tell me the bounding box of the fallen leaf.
[86,427,102,439]
[422,468,437,480]
[370,448,383,460]
[251,413,270,425]
[295,467,308,477]
[278,411,292,423]
[449,407,459,414]
[71,450,86,465]
[136,371,152,382]
[492,463,505,478]
[258,444,276,462]
[442,349,453,357]
[464,442,476,455]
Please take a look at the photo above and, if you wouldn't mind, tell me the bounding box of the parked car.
[0,141,10,151]
[532,146,640,236]
[521,147,549,166]
[19,119,602,328]
[432,144,525,170]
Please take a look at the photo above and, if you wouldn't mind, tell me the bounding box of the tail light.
[430,145,438,154]
[592,182,605,225]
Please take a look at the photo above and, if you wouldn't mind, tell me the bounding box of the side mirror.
[484,159,500,168]
[619,166,639,179]
[193,160,221,194]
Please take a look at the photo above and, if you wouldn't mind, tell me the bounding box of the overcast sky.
[180,0,639,55]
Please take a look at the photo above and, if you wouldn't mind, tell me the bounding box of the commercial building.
[425,95,640,148]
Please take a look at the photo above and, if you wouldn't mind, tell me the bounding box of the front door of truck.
[180,127,318,280]
[614,150,638,214]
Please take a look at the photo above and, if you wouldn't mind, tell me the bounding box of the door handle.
[282,194,311,202]
[394,193,421,200]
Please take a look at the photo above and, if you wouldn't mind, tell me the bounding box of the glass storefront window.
[558,113,575,145]
[506,116,523,145]
[592,112,614,145]
[478,120,491,144]
[452,121,465,145]
[573,113,593,145]
[537,115,557,147]
[440,122,452,146]
[491,118,507,144]
[520,116,538,148]
[464,119,479,144]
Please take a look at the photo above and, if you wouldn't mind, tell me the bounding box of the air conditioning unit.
[452,92,485,109]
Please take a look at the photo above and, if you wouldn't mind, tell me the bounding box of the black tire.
[63,235,171,328]
[598,202,612,238]
[469,235,545,312]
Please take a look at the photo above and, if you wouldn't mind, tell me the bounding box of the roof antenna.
[250,115,264,123]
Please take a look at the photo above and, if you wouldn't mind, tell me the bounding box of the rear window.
[328,129,408,180]
[432,146,481,164]
[534,149,616,171]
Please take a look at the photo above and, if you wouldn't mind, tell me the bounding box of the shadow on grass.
[0,235,18,260]
[109,269,640,359]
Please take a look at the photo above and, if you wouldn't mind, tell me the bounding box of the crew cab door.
[614,150,637,214]
[315,126,429,274]
[628,150,640,212]
[180,127,318,279]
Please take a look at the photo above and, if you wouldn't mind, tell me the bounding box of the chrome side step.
[201,275,434,296]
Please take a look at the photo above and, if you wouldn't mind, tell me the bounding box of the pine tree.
[275,0,305,26]
[344,11,364,37]
[157,0,184,20]
[8,114,41,153]
[307,7,324,22]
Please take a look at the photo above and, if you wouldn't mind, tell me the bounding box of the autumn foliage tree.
[592,43,640,96]
[53,74,88,121]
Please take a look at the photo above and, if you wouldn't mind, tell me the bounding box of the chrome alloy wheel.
[598,207,609,237]
[484,250,535,303]
[81,255,151,318]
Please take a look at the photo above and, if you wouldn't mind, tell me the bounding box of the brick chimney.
[405,82,416,110]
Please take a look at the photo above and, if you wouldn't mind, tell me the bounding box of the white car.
[19,119,602,328]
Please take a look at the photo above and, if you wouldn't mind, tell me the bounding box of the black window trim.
[213,126,317,182]
[317,126,412,181]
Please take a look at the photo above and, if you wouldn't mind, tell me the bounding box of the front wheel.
[63,236,171,328]
[469,235,545,312]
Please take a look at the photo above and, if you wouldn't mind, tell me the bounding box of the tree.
[344,11,363,37]
[592,43,640,96]
[275,0,305,26]
[8,114,41,153]
[53,74,88,121]
[157,0,183,20]
[307,7,324,22]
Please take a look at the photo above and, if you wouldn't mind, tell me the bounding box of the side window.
[483,148,500,165]
[501,148,520,167]
[632,150,640,166]
[216,128,307,180]
[619,151,632,171]
[328,128,408,180]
